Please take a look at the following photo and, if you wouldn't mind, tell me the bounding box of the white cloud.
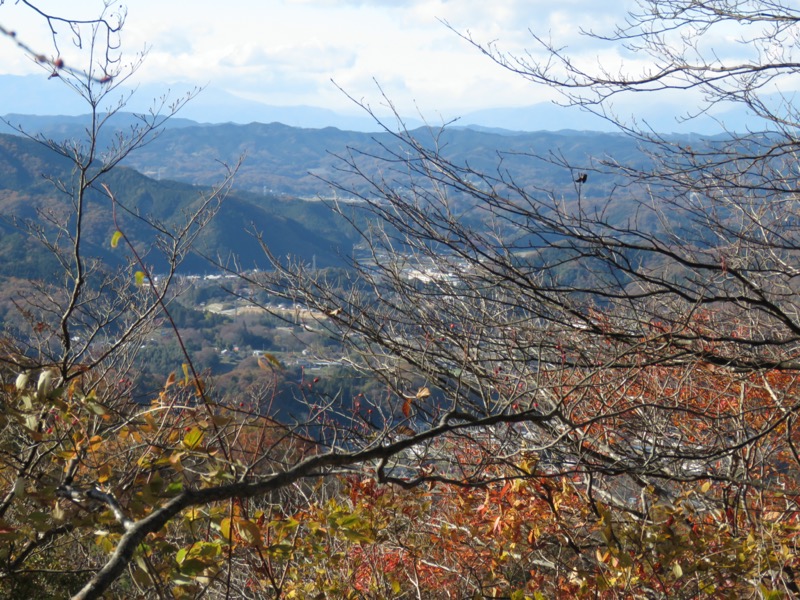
[5,0,774,124]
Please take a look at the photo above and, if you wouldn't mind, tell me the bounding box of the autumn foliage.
[6,0,800,598]
[4,332,800,598]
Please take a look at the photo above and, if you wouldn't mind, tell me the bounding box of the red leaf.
[402,398,411,418]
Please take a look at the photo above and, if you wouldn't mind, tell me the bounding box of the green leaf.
[134,271,145,286]
[341,528,373,543]
[759,586,784,600]
[110,230,123,248]
[191,541,222,559]
[12,477,25,498]
[165,481,183,495]
[28,511,51,532]
[179,558,211,576]
[266,543,294,557]
[85,401,109,416]
[337,514,363,528]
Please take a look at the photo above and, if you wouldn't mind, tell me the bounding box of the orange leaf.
[235,519,263,547]
[527,529,536,545]
[500,481,511,500]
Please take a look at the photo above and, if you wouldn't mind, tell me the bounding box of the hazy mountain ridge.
[0,113,652,198]
[0,73,759,134]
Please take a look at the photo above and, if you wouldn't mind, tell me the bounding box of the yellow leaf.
[134,271,145,286]
[672,562,683,578]
[97,464,111,484]
[257,352,283,370]
[220,517,232,541]
[110,230,123,248]
[182,427,204,450]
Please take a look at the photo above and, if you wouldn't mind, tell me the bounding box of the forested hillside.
[0,133,359,278]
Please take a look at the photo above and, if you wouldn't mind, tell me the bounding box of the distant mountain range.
[0,112,660,198]
[0,110,736,282]
[0,74,761,134]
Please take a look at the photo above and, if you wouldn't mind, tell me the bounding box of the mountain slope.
[0,133,359,279]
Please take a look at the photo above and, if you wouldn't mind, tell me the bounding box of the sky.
[0,1,794,131]
[0,1,638,117]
